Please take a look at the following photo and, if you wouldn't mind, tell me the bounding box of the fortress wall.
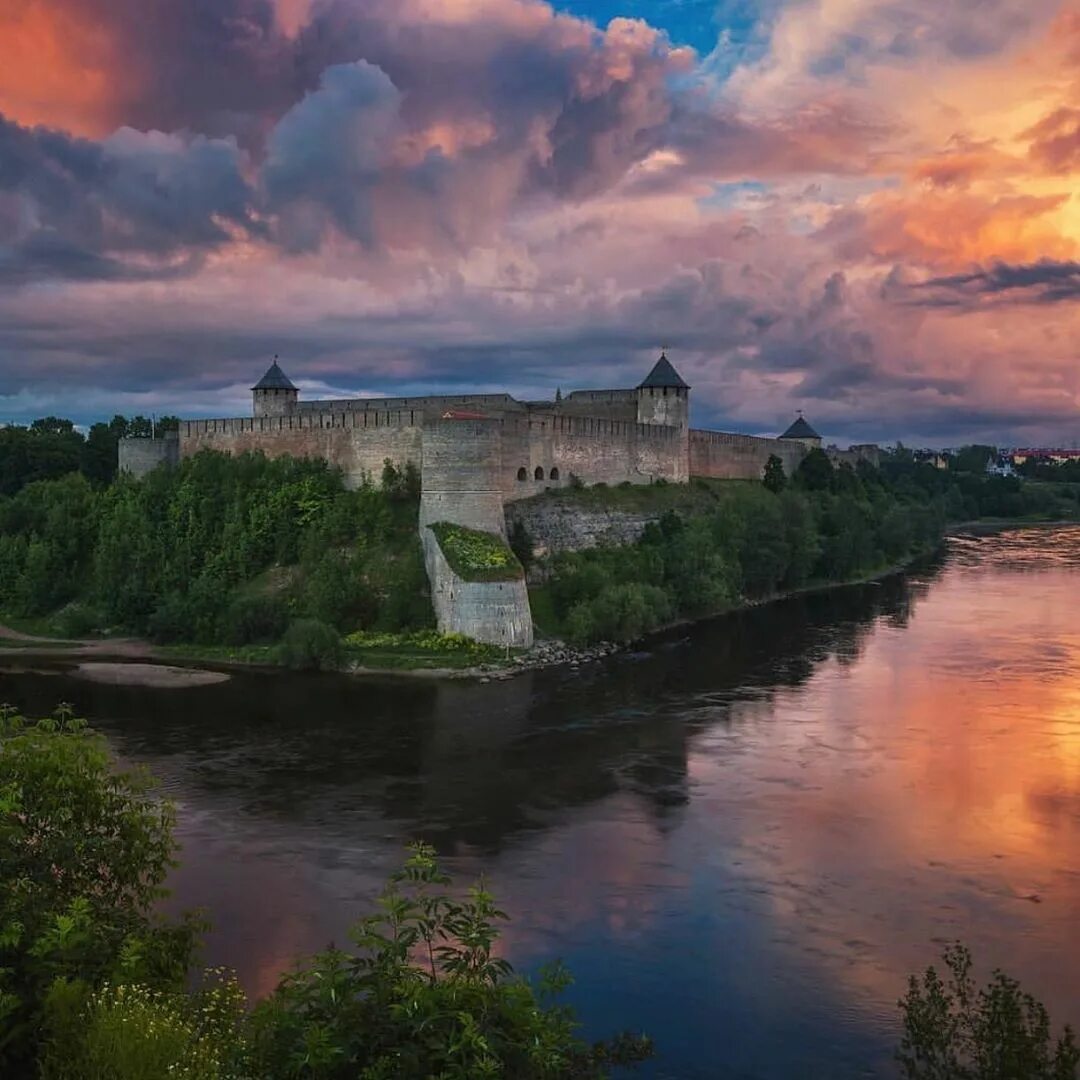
[180,412,422,488]
[419,419,507,534]
[689,429,806,480]
[501,414,683,499]
[556,389,638,422]
[419,419,533,647]
[298,393,520,417]
[118,433,180,478]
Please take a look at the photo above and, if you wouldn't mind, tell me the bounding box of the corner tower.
[778,414,822,450]
[252,358,298,418]
[636,351,689,428]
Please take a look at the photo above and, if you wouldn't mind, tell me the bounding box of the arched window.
[517,467,528,482]
[534,466,545,480]
[549,466,560,481]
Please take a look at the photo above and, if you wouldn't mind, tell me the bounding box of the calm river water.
[3,526,1080,1078]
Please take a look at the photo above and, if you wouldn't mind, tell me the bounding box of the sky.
[0,0,1077,445]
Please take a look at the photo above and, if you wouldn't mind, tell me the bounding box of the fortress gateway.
[121,355,878,648]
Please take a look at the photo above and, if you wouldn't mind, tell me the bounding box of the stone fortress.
[121,354,878,647]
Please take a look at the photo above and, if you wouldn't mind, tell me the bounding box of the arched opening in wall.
[549,467,560,481]
[534,466,545,480]
[517,467,528,482]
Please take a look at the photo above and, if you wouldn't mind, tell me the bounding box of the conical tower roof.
[779,415,821,440]
[252,359,297,391]
[638,352,689,390]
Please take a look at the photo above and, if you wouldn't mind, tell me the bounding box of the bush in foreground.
[0,707,200,1072]
[3,708,653,1078]
[898,943,1078,1079]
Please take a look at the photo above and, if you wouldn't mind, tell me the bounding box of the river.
[3,526,1079,1078]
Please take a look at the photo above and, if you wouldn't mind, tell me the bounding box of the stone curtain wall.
[688,429,807,480]
[180,412,423,489]
[297,393,521,418]
[118,433,180,477]
[501,414,685,498]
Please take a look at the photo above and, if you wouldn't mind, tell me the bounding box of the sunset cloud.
[0,0,1077,445]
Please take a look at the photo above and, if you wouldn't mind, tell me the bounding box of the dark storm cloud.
[262,61,401,249]
[0,114,255,281]
[887,259,1080,307]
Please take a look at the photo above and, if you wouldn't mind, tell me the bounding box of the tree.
[898,944,1079,1079]
[762,454,787,493]
[953,444,998,475]
[794,447,834,492]
[0,707,200,1072]
[248,843,653,1078]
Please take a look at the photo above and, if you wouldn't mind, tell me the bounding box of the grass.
[429,522,524,582]
[522,477,750,513]
[157,643,280,665]
[159,633,513,673]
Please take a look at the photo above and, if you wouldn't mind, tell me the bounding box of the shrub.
[565,582,672,644]
[898,944,1079,1079]
[220,593,290,646]
[276,618,345,671]
[429,522,524,582]
[0,707,200,1072]
[247,844,652,1079]
[508,519,535,571]
[52,601,102,639]
[42,975,247,1080]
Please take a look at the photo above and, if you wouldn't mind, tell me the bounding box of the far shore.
[1,518,1076,687]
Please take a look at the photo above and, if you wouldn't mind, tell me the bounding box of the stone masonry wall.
[689,429,807,480]
[419,419,533,648]
[505,498,659,566]
[180,412,422,489]
[118,433,180,478]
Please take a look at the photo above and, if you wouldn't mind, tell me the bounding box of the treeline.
[0,451,432,645]
[0,415,179,496]
[543,447,1080,645]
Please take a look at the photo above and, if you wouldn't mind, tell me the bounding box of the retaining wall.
[419,419,533,647]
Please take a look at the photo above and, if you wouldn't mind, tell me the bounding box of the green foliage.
[0,449,434,644]
[509,519,535,571]
[41,974,248,1080]
[763,454,787,493]
[430,522,525,582]
[952,444,998,474]
[276,619,346,671]
[794,447,835,491]
[0,706,200,1072]
[565,582,672,644]
[543,460,948,643]
[0,414,180,496]
[898,944,1079,1079]
[246,843,653,1079]
[6,713,650,1079]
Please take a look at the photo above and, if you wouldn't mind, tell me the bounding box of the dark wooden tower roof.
[252,359,297,391]
[638,352,689,390]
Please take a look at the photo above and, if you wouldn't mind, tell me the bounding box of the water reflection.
[2,528,1079,1078]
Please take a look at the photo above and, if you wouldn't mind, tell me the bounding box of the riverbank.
[2,521,1072,688]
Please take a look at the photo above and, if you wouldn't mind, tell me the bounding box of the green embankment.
[524,451,1080,645]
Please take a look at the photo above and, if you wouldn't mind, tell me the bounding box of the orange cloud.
[0,1,124,135]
